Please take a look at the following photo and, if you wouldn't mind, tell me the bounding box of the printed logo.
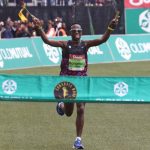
[88,46,103,55]
[43,43,60,63]
[139,9,150,33]
[129,0,150,6]
[0,58,4,68]
[114,82,128,97]
[54,81,77,99]
[115,38,131,60]
[125,0,150,8]
[2,80,17,94]
[0,54,4,68]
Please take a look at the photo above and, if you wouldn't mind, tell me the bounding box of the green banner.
[32,35,112,66]
[125,8,150,34]
[0,38,41,69]
[109,34,150,62]
[0,75,150,102]
[0,34,150,70]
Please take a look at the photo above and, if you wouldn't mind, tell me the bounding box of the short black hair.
[71,22,80,27]
[70,23,82,31]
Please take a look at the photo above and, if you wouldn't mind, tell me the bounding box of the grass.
[2,61,150,76]
[0,61,150,150]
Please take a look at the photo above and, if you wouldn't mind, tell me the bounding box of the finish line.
[0,74,150,102]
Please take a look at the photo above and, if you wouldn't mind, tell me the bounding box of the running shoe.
[56,102,64,116]
[73,139,84,149]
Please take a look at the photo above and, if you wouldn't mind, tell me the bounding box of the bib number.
[68,54,86,71]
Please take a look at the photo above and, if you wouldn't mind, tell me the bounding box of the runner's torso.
[60,40,88,76]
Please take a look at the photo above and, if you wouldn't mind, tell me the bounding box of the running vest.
[60,40,88,76]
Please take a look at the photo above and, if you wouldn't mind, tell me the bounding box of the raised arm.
[86,13,120,48]
[33,18,66,48]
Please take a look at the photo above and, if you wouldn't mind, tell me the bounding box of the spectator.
[64,0,69,6]
[27,21,37,37]
[57,0,64,6]
[15,23,31,37]
[54,17,67,36]
[1,20,14,39]
[96,0,105,6]
[46,20,56,37]
[0,16,69,38]
[0,21,5,39]
[0,0,8,6]
[0,0,3,6]
[56,22,67,36]
[11,20,20,37]
[47,0,56,6]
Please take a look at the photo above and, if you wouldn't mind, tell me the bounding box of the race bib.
[68,54,86,71]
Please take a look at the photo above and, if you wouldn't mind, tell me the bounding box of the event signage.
[0,38,41,69]
[125,8,150,34]
[0,75,150,102]
[109,34,150,61]
[0,34,150,70]
[125,0,150,8]
[32,35,113,66]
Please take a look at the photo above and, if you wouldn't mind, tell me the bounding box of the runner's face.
[70,24,82,41]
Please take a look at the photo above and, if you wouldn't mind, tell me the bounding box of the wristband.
[108,26,114,31]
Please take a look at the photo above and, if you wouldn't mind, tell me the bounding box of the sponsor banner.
[32,35,113,66]
[108,34,150,62]
[0,36,112,70]
[125,8,150,34]
[0,34,150,70]
[0,38,41,70]
[0,75,150,102]
[125,0,150,8]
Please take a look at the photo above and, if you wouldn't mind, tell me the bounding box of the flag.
[18,9,28,22]
[19,0,25,8]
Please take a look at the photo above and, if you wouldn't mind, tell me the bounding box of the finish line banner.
[0,75,150,103]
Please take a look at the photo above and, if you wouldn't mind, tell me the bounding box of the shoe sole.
[72,145,84,149]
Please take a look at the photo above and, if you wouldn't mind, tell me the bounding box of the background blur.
[0,0,124,36]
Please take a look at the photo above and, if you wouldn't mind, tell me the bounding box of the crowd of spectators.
[0,0,116,39]
[0,0,114,7]
[49,0,113,6]
[0,16,68,39]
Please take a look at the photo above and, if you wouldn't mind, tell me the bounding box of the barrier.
[0,74,150,102]
[0,34,150,70]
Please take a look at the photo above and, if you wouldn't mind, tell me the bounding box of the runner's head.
[70,24,82,41]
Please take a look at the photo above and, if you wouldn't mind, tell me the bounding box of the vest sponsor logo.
[0,47,32,68]
[43,43,61,64]
[139,9,150,33]
[54,81,77,100]
[2,80,17,95]
[115,37,150,60]
[114,82,128,97]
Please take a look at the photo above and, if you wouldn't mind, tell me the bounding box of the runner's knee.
[65,111,73,117]
[64,103,74,117]
[77,104,85,115]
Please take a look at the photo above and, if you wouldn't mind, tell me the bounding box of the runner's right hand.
[32,17,42,29]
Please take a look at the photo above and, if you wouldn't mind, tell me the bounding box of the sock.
[58,102,64,108]
[76,137,81,141]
